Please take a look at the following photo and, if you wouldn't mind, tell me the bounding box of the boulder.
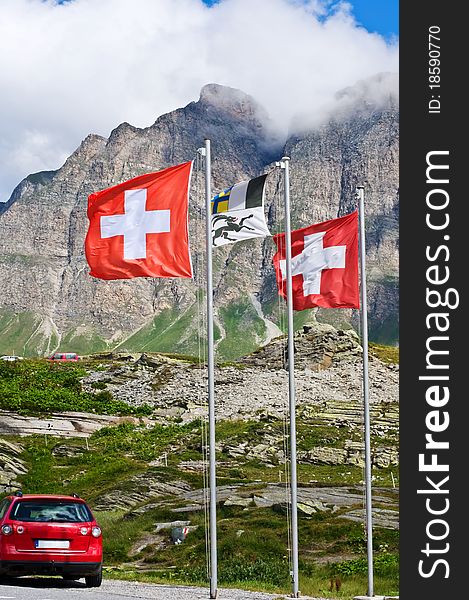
[299,447,348,465]
[0,439,27,493]
[224,497,253,508]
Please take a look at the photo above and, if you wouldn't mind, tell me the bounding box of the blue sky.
[345,0,398,38]
[202,0,399,39]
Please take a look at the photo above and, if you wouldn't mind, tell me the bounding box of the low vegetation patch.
[92,421,200,463]
[100,503,398,597]
[369,342,399,364]
[0,359,152,416]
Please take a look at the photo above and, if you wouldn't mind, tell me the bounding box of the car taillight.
[91,526,102,538]
[80,527,89,535]
[1,524,13,535]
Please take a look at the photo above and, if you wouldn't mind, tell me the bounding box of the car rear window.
[10,500,92,523]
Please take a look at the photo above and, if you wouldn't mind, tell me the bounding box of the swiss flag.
[273,211,359,310]
[85,162,193,280]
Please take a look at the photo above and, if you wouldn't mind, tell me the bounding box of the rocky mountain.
[0,77,398,358]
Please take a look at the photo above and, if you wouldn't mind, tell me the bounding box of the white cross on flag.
[85,162,193,280]
[273,211,359,310]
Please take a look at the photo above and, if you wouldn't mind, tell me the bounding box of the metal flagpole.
[281,156,300,598]
[357,185,374,597]
[204,138,218,599]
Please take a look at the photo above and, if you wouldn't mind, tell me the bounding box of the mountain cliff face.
[0,80,398,358]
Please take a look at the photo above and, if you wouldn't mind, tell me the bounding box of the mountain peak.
[198,83,269,122]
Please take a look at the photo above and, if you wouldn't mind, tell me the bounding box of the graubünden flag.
[85,162,193,280]
[211,174,270,247]
[273,211,359,310]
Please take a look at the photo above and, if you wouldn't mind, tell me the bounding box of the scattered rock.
[373,446,399,468]
[105,472,193,512]
[129,533,166,556]
[121,482,398,529]
[154,520,191,532]
[342,507,399,529]
[0,439,27,493]
[62,469,86,486]
[241,322,362,371]
[74,323,398,425]
[298,447,348,466]
[253,495,274,508]
[0,410,149,438]
[297,500,331,515]
[224,497,253,507]
[170,504,203,514]
[52,444,85,458]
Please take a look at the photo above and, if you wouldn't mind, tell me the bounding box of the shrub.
[0,360,151,416]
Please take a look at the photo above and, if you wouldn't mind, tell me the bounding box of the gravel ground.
[0,577,332,600]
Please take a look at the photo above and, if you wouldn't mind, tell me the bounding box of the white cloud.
[0,0,398,202]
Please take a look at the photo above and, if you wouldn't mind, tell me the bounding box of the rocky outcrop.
[79,323,398,426]
[0,438,27,493]
[0,410,149,438]
[241,322,363,370]
[125,483,399,530]
[0,77,398,358]
[298,442,398,469]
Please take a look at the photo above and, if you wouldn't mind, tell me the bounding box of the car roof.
[7,494,86,503]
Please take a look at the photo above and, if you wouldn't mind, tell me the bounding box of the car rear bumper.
[0,560,102,576]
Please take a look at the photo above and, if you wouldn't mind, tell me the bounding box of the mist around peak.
[0,0,398,202]
[290,72,399,134]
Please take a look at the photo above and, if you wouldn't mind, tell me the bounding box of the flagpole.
[204,138,218,599]
[281,156,300,598]
[357,185,374,597]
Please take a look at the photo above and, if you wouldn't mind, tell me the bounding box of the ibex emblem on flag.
[212,213,255,245]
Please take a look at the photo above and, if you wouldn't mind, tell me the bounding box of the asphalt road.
[0,577,314,600]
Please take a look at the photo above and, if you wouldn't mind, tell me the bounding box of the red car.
[49,352,79,361]
[0,492,102,587]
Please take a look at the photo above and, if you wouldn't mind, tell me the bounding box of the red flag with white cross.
[273,211,359,310]
[85,162,193,280]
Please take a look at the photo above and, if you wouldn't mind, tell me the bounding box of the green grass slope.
[0,356,399,597]
[1,279,398,361]
[0,311,58,357]
[6,418,399,598]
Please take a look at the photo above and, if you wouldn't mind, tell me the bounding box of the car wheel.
[85,566,102,588]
